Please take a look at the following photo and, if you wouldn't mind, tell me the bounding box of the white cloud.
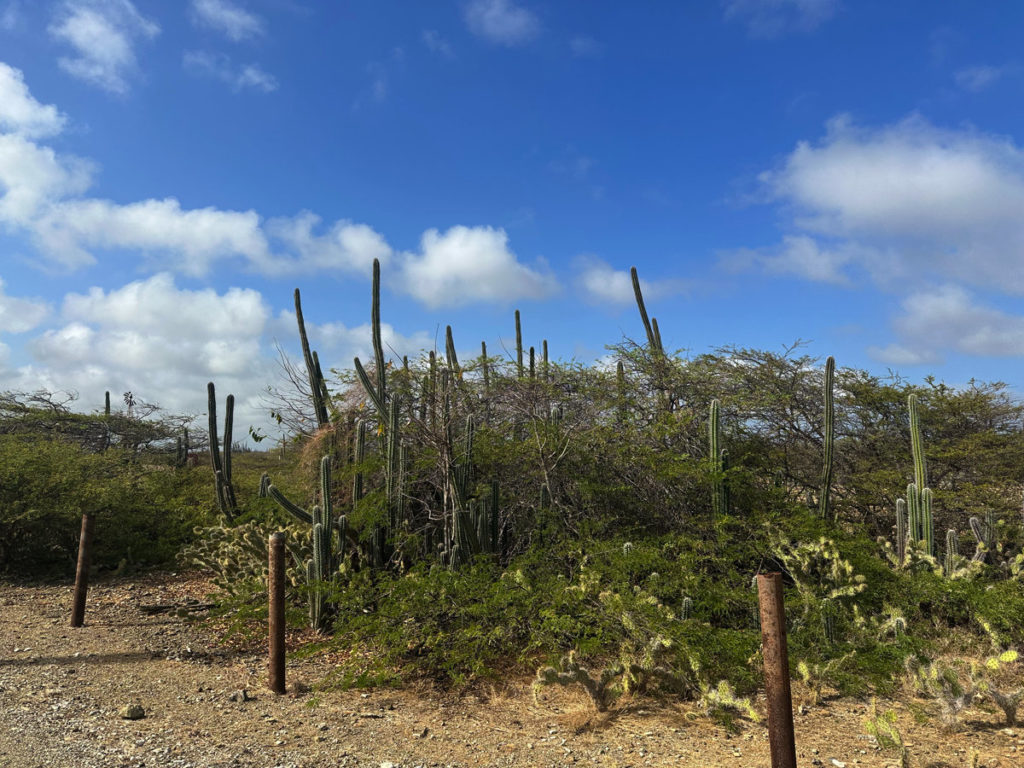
[954,65,1005,93]
[722,0,838,38]
[399,226,558,308]
[26,274,273,430]
[0,63,67,138]
[464,0,540,46]
[721,235,862,285]
[49,0,159,94]
[265,212,392,275]
[0,62,555,309]
[183,50,278,92]
[0,278,48,334]
[31,197,271,276]
[574,256,687,305]
[869,285,1024,364]
[0,132,94,230]
[422,29,454,58]
[746,115,1024,294]
[190,0,263,42]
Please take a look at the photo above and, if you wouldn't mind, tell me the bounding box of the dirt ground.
[0,572,1020,768]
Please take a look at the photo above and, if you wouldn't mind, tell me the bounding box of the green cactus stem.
[542,340,549,382]
[515,309,524,379]
[908,393,927,491]
[630,266,660,353]
[819,356,835,522]
[896,498,907,565]
[294,288,329,429]
[353,258,389,419]
[616,360,627,424]
[529,346,536,380]
[267,484,313,524]
[207,382,237,523]
[945,529,959,576]
[709,399,726,522]
[445,325,461,381]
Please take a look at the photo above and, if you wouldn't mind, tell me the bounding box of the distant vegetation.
[3,258,1023,730]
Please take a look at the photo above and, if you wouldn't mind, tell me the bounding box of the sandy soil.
[0,572,1020,768]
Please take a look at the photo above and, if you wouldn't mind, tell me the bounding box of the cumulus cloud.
[399,226,558,308]
[183,50,278,92]
[49,0,159,94]
[0,62,555,309]
[574,256,687,305]
[26,274,273,430]
[722,0,838,38]
[265,212,392,275]
[869,286,1024,364]
[740,115,1024,294]
[190,0,263,42]
[464,0,540,46]
[0,63,67,138]
[0,278,48,334]
[720,235,864,285]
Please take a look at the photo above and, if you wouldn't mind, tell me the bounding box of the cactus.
[515,309,524,378]
[945,529,960,576]
[895,498,908,565]
[542,340,549,382]
[616,360,627,424]
[904,395,934,557]
[969,512,994,563]
[293,288,330,429]
[445,325,461,381]
[631,266,661,354]
[819,356,835,522]
[680,596,693,621]
[529,346,536,380]
[207,382,237,523]
[258,472,271,498]
[709,399,727,522]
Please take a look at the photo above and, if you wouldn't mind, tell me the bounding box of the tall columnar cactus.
[945,529,960,576]
[631,266,662,354]
[969,512,995,563]
[529,346,536,380]
[616,360,627,424]
[207,382,237,523]
[895,498,908,565]
[709,399,727,522]
[445,325,461,381]
[265,454,345,631]
[819,356,835,522]
[515,309,524,379]
[905,394,934,557]
[294,288,330,429]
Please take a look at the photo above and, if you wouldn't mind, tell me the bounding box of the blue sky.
[0,0,1022,437]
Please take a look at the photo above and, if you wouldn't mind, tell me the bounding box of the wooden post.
[757,572,797,768]
[70,512,95,627]
[268,532,286,694]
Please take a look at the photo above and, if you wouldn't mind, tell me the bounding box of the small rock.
[119,704,145,720]
[228,689,251,702]
[830,760,846,768]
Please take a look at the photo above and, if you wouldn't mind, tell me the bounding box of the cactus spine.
[819,356,835,522]
[207,382,237,523]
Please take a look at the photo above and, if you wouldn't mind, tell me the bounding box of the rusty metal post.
[757,572,797,768]
[268,532,286,694]
[70,512,95,627]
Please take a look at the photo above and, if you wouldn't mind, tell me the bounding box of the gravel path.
[0,573,1020,767]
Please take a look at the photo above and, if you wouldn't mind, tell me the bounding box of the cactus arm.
[268,484,313,524]
[908,393,928,491]
[294,288,328,429]
[445,325,461,381]
[630,266,658,351]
